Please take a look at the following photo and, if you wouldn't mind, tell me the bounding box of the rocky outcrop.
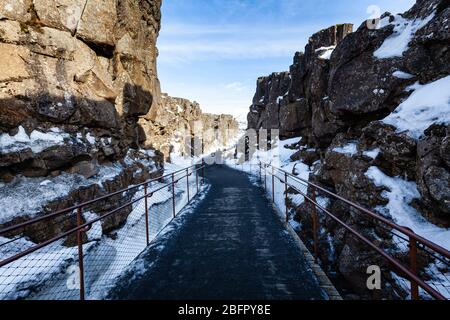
[0,0,163,182]
[140,94,239,160]
[201,113,239,152]
[247,0,450,298]
[248,24,354,143]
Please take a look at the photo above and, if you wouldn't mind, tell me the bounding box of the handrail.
[0,162,202,236]
[0,162,206,300]
[287,179,445,300]
[260,161,450,300]
[262,161,450,261]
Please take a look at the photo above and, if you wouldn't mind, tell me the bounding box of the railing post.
[407,228,419,300]
[285,172,289,224]
[311,186,319,263]
[186,168,190,203]
[272,166,275,204]
[264,165,267,191]
[144,183,150,246]
[202,159,205,185]
[259,162,262,181]
[76,207,85,300]
[172,173,176,218]
[196,166,199,194]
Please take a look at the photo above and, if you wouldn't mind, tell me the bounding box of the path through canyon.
[109,165,327,300]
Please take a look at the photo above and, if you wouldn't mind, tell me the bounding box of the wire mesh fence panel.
[0,164,206,300]
[253,162,450,300]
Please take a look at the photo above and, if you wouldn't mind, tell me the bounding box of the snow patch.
[374,12,435,59]
[363,148,380,159]
[393,70,415,79]
[383,76,450,139]
[316,46,336,60]
[332,142,358,156]
[0,126,69,154]
[365,166,450,251]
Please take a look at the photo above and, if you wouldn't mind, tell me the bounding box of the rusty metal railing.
[258,162,450,300]
[0,161,206,300]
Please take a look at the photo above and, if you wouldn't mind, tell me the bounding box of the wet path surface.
[109,165,327,300]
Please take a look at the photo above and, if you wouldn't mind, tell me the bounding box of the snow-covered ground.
[223,132,450,299]
[0,154,209,300]
[0,150,155,225]
[224,137,314,228]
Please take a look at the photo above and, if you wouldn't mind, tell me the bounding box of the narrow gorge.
[0,0,449,302]
[0,1,237,242]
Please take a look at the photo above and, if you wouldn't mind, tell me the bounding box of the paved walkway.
[109,165,327,300]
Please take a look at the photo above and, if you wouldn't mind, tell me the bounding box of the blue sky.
[157,0,416,118]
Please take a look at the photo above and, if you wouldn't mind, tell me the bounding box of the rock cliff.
[247,0,450,298]
[0,0,163,179]
[140,93,238,160]
[0,1,238,238]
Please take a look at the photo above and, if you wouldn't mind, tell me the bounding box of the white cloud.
[158,38,306,62]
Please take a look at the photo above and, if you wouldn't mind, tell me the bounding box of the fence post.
[259,162,262,181]
[202,159,205,185]
[144,183,150,246]
[186,168,190,203]
[407,228,419,300]
[76,207,85,300]
[311,186,319,263]
[172,173,176,218]
[264,164,267,191]
[196,166,199,194]
[272,166,275,204]
[285,172,289,224]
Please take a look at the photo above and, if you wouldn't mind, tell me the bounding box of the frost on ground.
[383,76,450,139]
[374,12,435,59]
[393,70,415,79]
[363,148,380,159]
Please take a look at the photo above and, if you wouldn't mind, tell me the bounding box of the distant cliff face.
[140,94,239,160]
[246,0,450,298]
[247,24,354,141]
[0,0,163,180]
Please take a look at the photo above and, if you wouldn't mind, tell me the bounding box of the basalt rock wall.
[0,0,163,181]
[247,0,450,299]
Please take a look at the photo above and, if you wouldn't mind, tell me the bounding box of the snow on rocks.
[374,12,436,59]
[315,46,336,60]
[0,149,158,225]
[365,166,450,251]
[332,142,358,156]
[393,70,415,79]
[363,148,380,160]
[0,126,69,154]
[0,165,123,225]
[383,76,450,139]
